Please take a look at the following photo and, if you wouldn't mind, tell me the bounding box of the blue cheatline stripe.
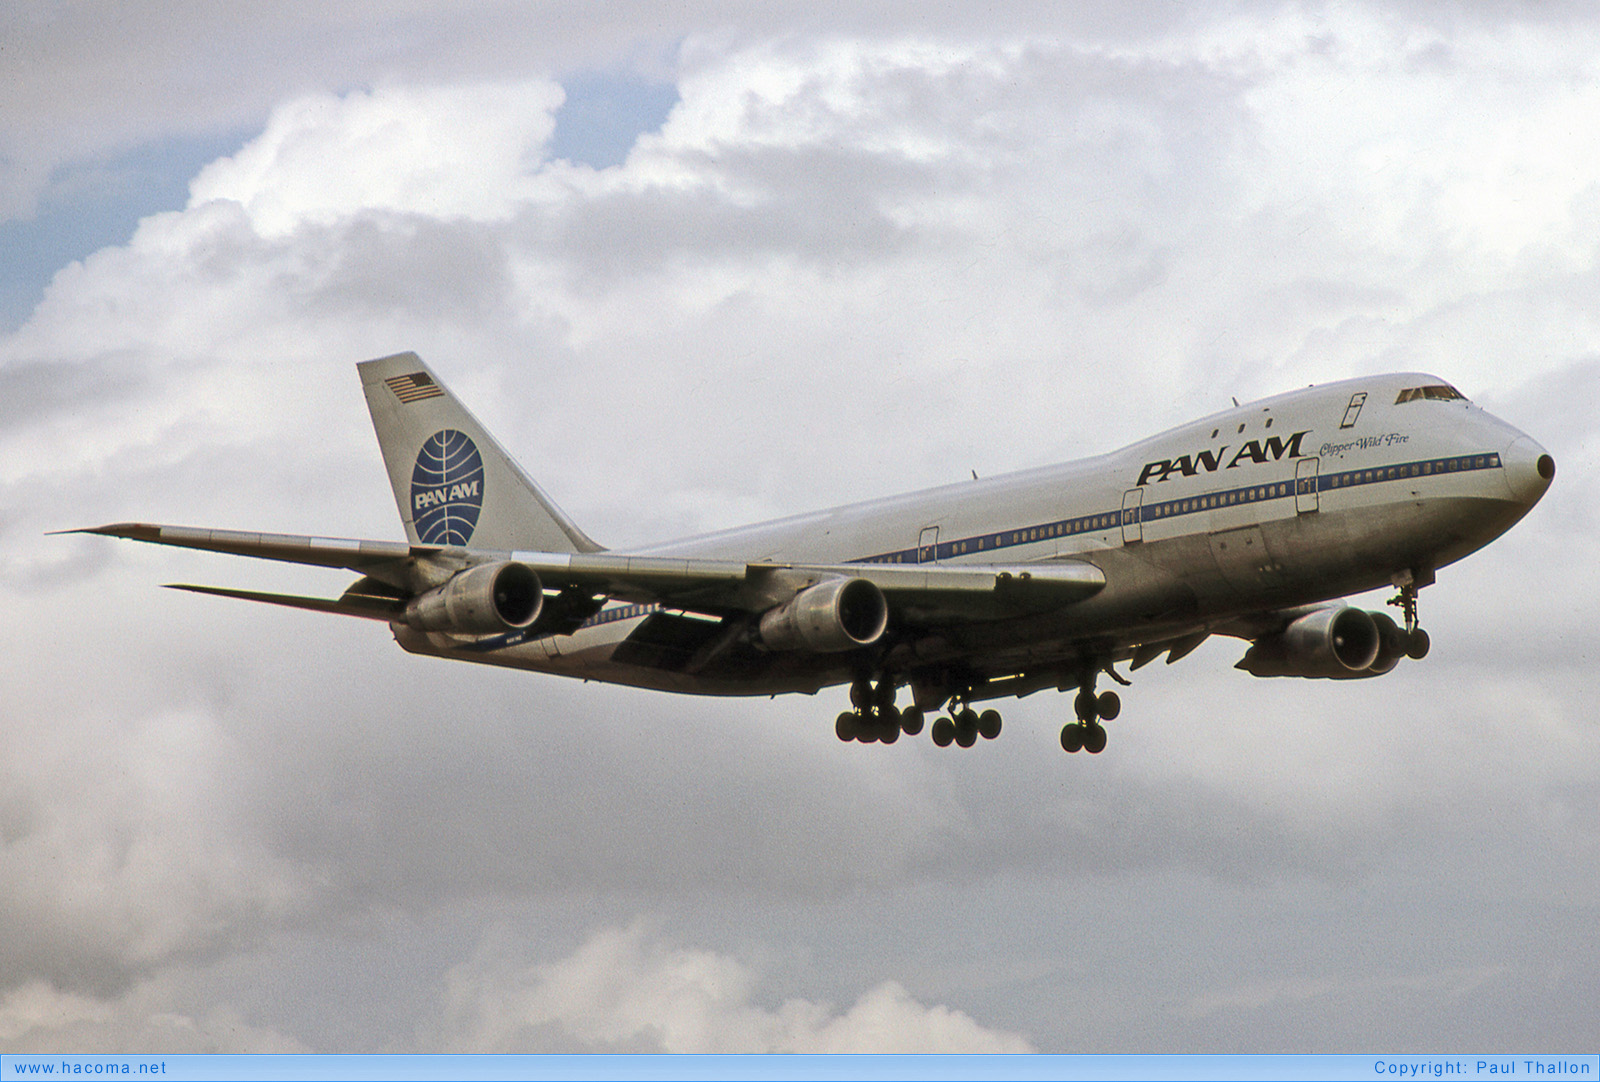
[852,451,1502,565]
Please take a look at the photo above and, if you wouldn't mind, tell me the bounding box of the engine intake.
[758,577,888,654]
[405,561,543,634]
[1236,604,1382,678]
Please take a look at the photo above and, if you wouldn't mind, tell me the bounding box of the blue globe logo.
[411,429,485,545]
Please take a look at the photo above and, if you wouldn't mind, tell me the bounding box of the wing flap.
[608,611,732,670]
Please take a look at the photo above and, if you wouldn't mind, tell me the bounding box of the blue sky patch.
[548,70,679,170]
[0,129,249,331]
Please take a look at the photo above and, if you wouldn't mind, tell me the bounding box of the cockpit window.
[1395,384,1468,405]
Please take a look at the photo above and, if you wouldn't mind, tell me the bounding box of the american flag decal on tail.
[384,372,445,403]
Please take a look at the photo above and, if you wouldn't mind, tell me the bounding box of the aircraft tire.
[881,718,900,744]
[1406,627,1431,660]
[1060,723,1084,753]
[836,711,857,742]
[900,707,925,736]
[1075,690,1098,723]
[1096,691,1121,721]
[1083,722,1107,754]
[955,725,978,749]
[978,709,1002,740]
[931,716,955,747]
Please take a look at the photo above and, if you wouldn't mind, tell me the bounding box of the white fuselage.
[398,373,1551,697]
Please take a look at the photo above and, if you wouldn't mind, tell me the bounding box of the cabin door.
[1121,489,1143,544]
[1295,457,1320,514]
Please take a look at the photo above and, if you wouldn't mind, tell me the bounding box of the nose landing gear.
[1387,577,1432,660]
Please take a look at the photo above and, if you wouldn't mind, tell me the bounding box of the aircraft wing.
[71,522,1105,624]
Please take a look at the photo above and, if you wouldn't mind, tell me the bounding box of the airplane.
[74,352,1555,754]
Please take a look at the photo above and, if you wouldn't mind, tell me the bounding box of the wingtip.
[59,522,163,541]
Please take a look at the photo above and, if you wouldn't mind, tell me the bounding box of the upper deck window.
[1395,384,1468,405]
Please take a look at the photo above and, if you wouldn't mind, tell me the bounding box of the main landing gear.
[1059,669,1120,755]
[928,702,1002,749]
[836,670,1129,754]
[835,675,1002,748]
[836,675,916,744]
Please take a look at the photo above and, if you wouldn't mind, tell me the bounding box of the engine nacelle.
[758,577,888,654]
[1236,604,1382,678]
[404,561,543,635]
[1363,611,1409,676]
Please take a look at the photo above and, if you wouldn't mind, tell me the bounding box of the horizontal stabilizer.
[165,583,407,621]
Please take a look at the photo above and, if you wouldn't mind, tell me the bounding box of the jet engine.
[758,577,889,653]
[404,560,543,634]
[1235,604,1386,679]
[1363,611,1410,676]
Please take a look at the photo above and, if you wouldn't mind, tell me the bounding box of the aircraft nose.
[1503,434,1556,509]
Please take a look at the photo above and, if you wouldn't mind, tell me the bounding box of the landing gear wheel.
[900,707,925,736]
[850,679,872,710]
[1405,627,1431,660]
[1083,722,1107,754]
[931,716,955,747]
[880,714,900,744]
[1096,691,1120,721]
[836,712,857,742]
[1060,723,1084,753]
[857,710,880,743]
[977,709,1002,740]
[954,708,979,748]
[1075,690,1098,723]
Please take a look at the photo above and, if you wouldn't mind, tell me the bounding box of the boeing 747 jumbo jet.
[76,353,1554,754]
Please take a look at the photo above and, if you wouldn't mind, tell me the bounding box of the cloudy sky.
[3,0,1597,1054]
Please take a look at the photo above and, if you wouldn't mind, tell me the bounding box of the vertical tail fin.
[358,352,603,554]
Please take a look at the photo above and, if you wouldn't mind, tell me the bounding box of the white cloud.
[433,923,1034,1052]
[0,701,308,987]
[188,82,567,239]
[0,978,308,1054]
